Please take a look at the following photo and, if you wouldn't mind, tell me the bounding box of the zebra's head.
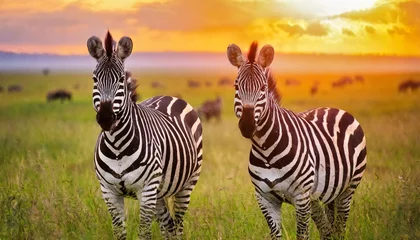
[227,42,275,139]
[87,31,133,132]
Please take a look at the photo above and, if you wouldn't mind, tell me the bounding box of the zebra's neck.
[103,96,135,146]
[251,98,297,157]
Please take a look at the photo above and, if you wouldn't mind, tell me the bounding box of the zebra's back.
[298,107,367,204]
[140,95,203,198]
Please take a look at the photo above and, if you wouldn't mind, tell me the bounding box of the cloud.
[0,3,134,45]
[365,25,376,34]
[306,21,329,36]
[0,0,335,48]
[276,21,329,37]
[277,23,305,36]
[388,25,409,35]
[335,0,420,27]
[342,28,356,37]
[133,0,322,32]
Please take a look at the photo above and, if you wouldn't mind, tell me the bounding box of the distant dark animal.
[399,79,420,93]
[310,81,320,96]
[285,78,301,86]
[332,76,353,88]
[47,89,72,102]
[151,81,164,89]
[218,77,231,86]
[73,84,80,90]
[0,86,3,92]
[197,96,223,122]
[188,79,200,88]
[354,75,365,83]
[42,68,50,76]
[8,84,23,93]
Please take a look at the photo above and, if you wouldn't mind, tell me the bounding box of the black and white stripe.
[227,42,367,240]
[87,31,203,240]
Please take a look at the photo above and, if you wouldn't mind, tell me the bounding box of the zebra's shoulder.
[139,95,196,118]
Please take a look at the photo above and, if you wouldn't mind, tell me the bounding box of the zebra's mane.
[104,31,114,58]
[267,70,282,104]
[247,41,258,64]
[125,71,139,102]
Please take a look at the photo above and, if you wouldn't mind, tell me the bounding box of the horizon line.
[2,50,420,58]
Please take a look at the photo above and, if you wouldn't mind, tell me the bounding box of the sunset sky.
[1,0,419,56]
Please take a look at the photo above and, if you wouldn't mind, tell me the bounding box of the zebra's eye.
[93,77,98,83]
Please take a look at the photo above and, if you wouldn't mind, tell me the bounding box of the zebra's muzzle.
[96,101,117,132]
[238,106,255,139]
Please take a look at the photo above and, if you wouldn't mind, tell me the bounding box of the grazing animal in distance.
[332,76,353,88]
[398,79,420,93]
[197,96,223,122]
[187,79,200,88]
[227,42,367,240]
[218,77,231,86]
[310,81,320,97]
[284,78,301,86]
[354,74,365,83]
[46,89,72,102]
[87,31,203,240]
[7,84,23,93]
[151,80,164,89]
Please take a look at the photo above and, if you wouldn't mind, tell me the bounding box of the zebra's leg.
[102,189,126,240]
[325,201,335,228]
[156,198,176,239]
[137,181,160,240]
[295,193,312,240]
[255,190,283,240]
[310,199,332,239]
[173,177,200,237]
[332,188,356,239]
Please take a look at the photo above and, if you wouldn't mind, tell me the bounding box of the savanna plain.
[0,69,419,240]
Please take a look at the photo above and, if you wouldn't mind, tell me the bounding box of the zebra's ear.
[227,44,245,67]
[87,36,105,61]
[117,36,133,61]
[257,44,274,68]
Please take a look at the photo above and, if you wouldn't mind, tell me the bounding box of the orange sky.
[1,0,419,55]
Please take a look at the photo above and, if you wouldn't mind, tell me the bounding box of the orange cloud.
[365,25,376,34]
[342,28,356,36]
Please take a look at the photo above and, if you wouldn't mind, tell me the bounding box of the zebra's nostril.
[96,101,116,131]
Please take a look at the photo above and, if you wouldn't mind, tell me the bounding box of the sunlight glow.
[285,0,379,17]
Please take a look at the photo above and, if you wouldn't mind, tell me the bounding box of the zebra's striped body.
[227,42,366,240]
[87,32,203,240]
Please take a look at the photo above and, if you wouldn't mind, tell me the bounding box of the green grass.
[0,70,419,239]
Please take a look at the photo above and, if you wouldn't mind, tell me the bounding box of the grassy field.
[0,69,419,240]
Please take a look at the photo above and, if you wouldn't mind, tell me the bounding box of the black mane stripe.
[104,31,114,58]
[266,70,282,104]
[247,41,258,63]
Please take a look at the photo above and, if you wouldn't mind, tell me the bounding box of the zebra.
[227,42,367,240]
[86,31,203,240]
